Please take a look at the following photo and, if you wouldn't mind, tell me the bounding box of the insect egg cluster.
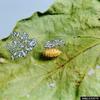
[6,32,37,60]
[44,39,65,48]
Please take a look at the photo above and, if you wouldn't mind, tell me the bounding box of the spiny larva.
[43,48,62,58]
[43,39,65,58]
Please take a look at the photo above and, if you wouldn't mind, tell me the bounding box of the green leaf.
[0,0,100,100]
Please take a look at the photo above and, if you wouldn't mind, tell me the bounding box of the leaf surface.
[0,0,100,100]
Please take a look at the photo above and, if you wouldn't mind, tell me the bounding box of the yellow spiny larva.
[43,48,62,58]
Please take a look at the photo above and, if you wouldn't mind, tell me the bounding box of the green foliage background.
[0,0,100,100]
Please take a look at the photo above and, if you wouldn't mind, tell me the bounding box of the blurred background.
[0,0,54,39]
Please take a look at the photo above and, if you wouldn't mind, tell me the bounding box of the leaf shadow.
[37,52,57,61]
